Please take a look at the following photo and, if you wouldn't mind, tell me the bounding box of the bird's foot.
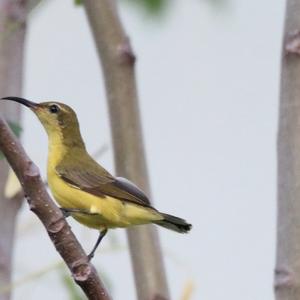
[87,229,108,261]
[60,207,71,218]
[87,252,94,261]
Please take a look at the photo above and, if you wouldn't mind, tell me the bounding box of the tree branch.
[0,117,111,300]
[275,0,300,299]
[27,0,43,14]
[83,1,170,299]
[0,1,27,298]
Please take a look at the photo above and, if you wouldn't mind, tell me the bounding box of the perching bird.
[2,97,192,259]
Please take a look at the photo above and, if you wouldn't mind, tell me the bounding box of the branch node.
[71,259,91,282]
[274,266,297,290]
[48,216,67,234]
[117,37,136,65]
[24,161,39,178]
[285,30,300,55]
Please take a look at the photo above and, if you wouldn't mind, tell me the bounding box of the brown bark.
[0,1,26,298]
[0,2,58,297]
[275,1,300,299]
[0,117,111,300]
[83,1,170,299]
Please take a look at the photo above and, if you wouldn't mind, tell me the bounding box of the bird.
[1,97,192,259]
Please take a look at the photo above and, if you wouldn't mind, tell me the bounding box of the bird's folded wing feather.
[55,165,153,208]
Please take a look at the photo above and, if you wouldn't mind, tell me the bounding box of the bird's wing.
[55,165,153,208]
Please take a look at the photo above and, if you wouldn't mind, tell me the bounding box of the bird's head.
[1,97,84,147]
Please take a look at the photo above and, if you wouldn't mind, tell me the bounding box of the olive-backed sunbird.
[2,97,192,259]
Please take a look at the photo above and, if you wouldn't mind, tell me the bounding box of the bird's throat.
[47,128,85,167]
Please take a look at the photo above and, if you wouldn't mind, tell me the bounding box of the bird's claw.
[60,207,71,218]
[87,252,94,261]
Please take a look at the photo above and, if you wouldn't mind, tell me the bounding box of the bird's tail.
[153,213,192,233]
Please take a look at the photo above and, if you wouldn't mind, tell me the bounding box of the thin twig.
[92,144,109,161]
[27,0,43,14]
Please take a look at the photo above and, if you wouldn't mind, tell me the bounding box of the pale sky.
[10,0,284,299]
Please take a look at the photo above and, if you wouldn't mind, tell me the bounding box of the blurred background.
[1,0,284,299]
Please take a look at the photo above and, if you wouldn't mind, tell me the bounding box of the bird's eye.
[49,104,59,114]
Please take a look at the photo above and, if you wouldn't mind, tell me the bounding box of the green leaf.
[0,121,22,160]
[7,121,22,137]
[74,0,83,6]
[125,0,169,15]
[140,0,165,13]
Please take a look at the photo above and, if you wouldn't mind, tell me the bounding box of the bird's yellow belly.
[48,170,162,230]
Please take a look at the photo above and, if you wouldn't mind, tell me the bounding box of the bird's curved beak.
[1,97,39,110]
